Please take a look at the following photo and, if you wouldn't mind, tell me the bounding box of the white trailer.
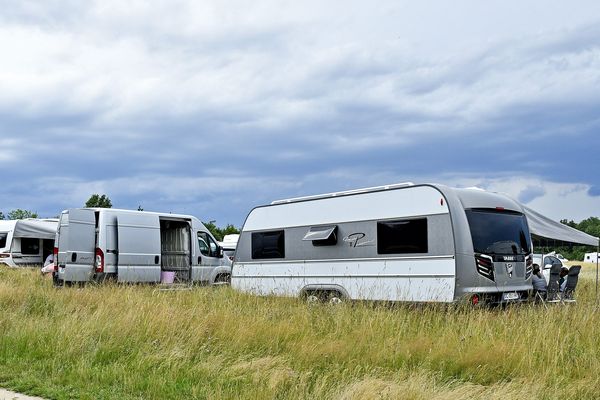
[0,219,58,267]
[584,252,599,263]
[55,208,231,285]
[219,234,239,261]
[232,183,535,304]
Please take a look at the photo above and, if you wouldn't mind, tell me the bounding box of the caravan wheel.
[328,294,343,305]
[306,294,320,304]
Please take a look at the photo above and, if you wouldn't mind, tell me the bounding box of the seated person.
[41,253,54,275]
[531,265,547,292]
[559,266,569,292]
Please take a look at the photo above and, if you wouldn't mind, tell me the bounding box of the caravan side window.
[377,218,428,254]
[21,238,40,255]
[198,232,218,257]
[252,230,285,259]
[0,233,7,249]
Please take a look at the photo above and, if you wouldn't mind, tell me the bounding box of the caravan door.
[62,209,96,282]
[117,213,161,282]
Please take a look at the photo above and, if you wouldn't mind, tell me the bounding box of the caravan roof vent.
[303,225,338,246]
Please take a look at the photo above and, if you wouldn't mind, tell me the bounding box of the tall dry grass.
[0,264,599,399]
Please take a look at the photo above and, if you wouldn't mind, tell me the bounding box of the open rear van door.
[117,213,161,282]
[63,209,96,282]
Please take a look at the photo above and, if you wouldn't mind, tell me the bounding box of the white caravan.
[55,208,231,285]
[0,219,58,267]
[232,183,534,304]
[219,234,239,261]
[584,252,599,263]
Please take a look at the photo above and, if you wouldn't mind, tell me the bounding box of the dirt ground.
[0,389,45,400]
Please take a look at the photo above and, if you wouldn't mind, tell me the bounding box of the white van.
[55,208,231,285]
[0,219,58,267]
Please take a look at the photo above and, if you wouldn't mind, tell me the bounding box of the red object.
[53,247,59,272]
[471,294,480,306]
[496,207,505,211]
[95,248,104,273]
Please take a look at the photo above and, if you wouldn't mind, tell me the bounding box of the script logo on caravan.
[343,233,375,248]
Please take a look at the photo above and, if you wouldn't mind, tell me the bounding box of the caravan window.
[377,218,428,254]
[252,230,285,259]
[0,233,7,249]
[466,209,531,255]
[21,238,40,255]
[198,232,218,257]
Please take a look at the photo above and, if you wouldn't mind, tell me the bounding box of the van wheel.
[214,274,230,285]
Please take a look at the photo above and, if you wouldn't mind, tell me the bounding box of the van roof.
[64,208,199,221]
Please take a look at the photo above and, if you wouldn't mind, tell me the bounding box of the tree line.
[555,217,600,261]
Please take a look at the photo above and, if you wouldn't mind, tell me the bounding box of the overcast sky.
[1,0,599,226]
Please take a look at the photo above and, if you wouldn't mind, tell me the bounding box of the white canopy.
[12,219,58,240]
[523,206,599,247]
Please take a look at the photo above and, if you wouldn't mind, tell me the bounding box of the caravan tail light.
[471,294,480,306]
[475,254,495,282]
[525,255,533,279]
[53,247,59,272]
[95,248,104,273]
[0,253,9,258]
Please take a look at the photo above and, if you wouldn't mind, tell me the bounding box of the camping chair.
[562,265,582,303]
[533,288,547,304]
[545,264,562,303]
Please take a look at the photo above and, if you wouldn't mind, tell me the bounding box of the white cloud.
[0,1,599,224]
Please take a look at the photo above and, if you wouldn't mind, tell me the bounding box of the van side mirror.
[544,264,552,270]
[218,246,224,258]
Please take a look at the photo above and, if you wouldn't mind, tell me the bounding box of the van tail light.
[53,247,59,272]
[475,254,495,282]
[95,248,104,273]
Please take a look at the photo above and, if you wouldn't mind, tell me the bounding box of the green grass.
[1,264,600,399]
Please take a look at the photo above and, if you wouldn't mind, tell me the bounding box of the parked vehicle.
[232,183,534,304]
[584,252,599,263]
[219,234,239,261]
[54,208,231,285]
[0,219,58,267]
[532,253,565,283]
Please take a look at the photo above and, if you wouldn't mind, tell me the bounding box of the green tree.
[576,217,600,238]
[0,211,4,220]
[222,224,240,237]
[559,219,578,229]
[202,221,240,242]
[7,209,38,219]
[85,194,113,208]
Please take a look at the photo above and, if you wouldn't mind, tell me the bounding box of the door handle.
[71,253,77,262]
[155,255,160,265]
[198,256,201,264]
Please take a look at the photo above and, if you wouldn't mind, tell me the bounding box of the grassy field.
[1,264,600,399]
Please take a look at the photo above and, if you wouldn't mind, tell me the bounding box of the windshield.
[0,232,7,249]
[466,209,532,255]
